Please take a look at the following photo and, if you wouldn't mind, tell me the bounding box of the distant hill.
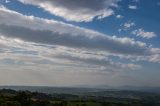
[1,87,160,106]
[0,86,160,97]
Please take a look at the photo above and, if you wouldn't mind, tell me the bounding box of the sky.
[0,0,160,87]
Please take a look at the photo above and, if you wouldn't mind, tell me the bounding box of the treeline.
[0,89,64,106]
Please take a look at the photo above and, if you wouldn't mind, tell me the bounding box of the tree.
[15,91,32,106]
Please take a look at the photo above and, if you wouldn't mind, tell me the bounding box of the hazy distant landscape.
[1,86,160,95]
[0,86,160,106]
[1,86,160,106]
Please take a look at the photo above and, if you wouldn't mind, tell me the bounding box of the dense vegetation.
[0,89,160,106]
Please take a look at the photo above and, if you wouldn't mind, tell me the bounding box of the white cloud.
[17,0,120,22]
[128,5,137,9]
[149,55,160,63]
[0,35,141,74]
[116,15,123,19]
[132,28,156,39]
[1,7,160,65]
[0,0,10,4]
[0,6,148,75]
[123,21,135,29]
[120,21,135,31]
[0,6,160,87]
[2,6,155,76]
[5,0,10,3]
[0,7,150,56]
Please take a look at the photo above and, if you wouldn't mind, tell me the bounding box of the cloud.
[1,7,160,66]
[0,6,151,77]
[0,7,159,75]
[128,5,137,9]
[5,0,10,3]
[123,21,135,29]
[0,5,160,87]
[0,0,10,4]
[132,28,157,39]
[116,15,123,19]
[0,35,141,73]
[0,7,151,56]
[119,21,135,31]
[17,0,120,22]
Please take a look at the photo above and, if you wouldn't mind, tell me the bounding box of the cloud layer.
[17,0,119,22]
[0,5,160,87]
[1,6,159,64]
[132,28,157,39]
[0,7,151,56]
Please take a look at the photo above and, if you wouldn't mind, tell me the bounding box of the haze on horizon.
[0,0,160,88]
